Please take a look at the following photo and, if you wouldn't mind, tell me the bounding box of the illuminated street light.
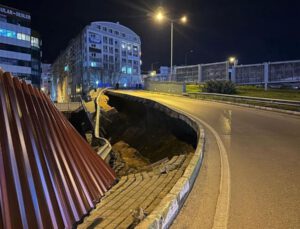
[155,11,165,22]
[153,7,188,80]
[150,71,157,77]
[181,15,187,24]
[229,57,236,64]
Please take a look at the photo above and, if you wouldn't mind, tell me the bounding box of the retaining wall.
[107,91,205,228]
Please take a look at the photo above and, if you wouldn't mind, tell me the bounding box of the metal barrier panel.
[235,64,264,84]
[201,61,228,81]
[174,65,200,82]
[0,71,116,229]
[269,60,300,83]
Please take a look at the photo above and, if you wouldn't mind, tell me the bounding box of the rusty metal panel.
[0,71,116,229]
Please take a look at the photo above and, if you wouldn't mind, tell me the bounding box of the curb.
[136,122,205,229]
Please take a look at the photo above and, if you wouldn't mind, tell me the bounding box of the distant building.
[158,66,170,81]
[0,4,42,87]
[52,21,142,102]
[41,63,52,96]
[147,66,170,81]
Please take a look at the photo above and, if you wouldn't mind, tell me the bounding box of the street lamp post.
[154,8,187,81]
[185,50,194,65]
[170,20,174,78]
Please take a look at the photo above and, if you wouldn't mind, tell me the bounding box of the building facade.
[52,21,142,102]
[0,4,42,87]
[41,63,52,96]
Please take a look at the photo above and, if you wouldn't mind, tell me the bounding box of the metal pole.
[170,21,174,81]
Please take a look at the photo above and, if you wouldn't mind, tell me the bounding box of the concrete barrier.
[144,80,186,95]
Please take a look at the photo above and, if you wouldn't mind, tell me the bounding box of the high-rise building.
[41,63,52,96]
[52,21,142,102]
[0,4,42,87]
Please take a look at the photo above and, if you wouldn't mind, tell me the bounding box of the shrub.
[203,80,236,94]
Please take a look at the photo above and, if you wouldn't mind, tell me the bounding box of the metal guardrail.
[185,92,300,107]
[94,88,113,161]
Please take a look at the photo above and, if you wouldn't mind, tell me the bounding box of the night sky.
[2,0,300,71]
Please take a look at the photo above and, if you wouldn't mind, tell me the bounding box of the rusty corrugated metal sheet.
[0,71,116,229]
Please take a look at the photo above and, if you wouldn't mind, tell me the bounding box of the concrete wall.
[144,80,186,94]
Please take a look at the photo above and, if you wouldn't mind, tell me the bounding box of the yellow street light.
[181,15,187,24]
[155,8,165,22]
[150,71,157,77]
[229,57,236,64]
[156,12,164,21]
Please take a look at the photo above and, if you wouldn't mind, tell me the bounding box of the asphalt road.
[113,90,300,229]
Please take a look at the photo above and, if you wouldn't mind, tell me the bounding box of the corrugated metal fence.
[0,71,116,229]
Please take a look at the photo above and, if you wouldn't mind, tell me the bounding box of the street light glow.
[181,15,187,23]
[150,71,157,76]
[229,57,236,63]
[155,11,165,22]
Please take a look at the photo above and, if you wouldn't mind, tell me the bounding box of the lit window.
[121,66,126,73]
[127,67,132,74]
[31,37,39,48]
[91,62,97,67]
[64,65,69,72]
[121,43,126,49]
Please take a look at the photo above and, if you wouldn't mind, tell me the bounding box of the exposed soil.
[100,93,197,173]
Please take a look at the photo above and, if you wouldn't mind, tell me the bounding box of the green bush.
[203,80,237,94]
